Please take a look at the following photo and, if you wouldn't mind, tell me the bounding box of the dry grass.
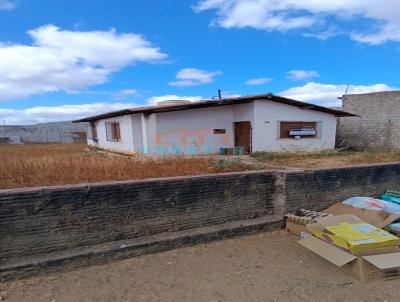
[0,144,255,189]
[252,149,400,168]
[3,144,399,189]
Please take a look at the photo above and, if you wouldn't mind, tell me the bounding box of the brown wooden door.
[234,121,252,154]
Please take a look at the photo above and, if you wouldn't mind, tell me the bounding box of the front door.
[234,121,252,154]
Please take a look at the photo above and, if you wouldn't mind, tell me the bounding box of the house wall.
[131,114,144,152]
[252,100,337,152]
[233,102,254,123]
[88,115,135,154]
[337,91,400,149]
[146,113,158,152]
[87,100,338,155]
[152,106,237,154]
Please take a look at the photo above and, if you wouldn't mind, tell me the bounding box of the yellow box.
[307,214,400,253]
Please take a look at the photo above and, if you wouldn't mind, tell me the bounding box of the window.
[90,122,98,140]
[213,129,226,134]
[105,122,121,142]
[86,122,98,141]
[279,121,320,139]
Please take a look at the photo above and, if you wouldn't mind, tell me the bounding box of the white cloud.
[0,0,15,10]
[0,24,167,101]
[287,70,320,81]
[147,95,203,105]
[112,89,137,99]
[4,83,395,124]
[280,82,397,107]
[245,78,271,85]
[0,102,136,125]
[194,0,400,44]
[169,68,222,87]
[303,28,342,41]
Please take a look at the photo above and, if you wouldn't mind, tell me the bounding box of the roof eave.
[72,109,134,123]
[73,93,358,122]
[268,95,358,117]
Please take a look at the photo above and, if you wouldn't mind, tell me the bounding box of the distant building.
[337,90,400,149]
[75,93,354,155]
[0,121,86,144]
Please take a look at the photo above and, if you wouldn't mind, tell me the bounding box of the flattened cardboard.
[363,253,400,269]
[315,214,361,226]
[299,236,400,282]
[324,203,400,228]
[298,236,356,267]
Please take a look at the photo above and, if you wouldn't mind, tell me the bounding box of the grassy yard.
[252,149,400,168]
[0,144,255,189]
[1,144,400,189]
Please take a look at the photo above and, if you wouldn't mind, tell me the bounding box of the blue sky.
[0,0,399,124]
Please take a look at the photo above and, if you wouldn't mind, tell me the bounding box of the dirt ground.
[1,231,399,302]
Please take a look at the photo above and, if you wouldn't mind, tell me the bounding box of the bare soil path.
[1,231,398,302]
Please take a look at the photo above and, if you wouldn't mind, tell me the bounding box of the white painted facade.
[252,100,337,152]
[87,114,136,154]
[86,99,338,155]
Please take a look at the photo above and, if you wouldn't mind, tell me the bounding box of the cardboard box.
[299,236,400,282]
[286,219,308,235]
[306,214,400,253]
[387,223,400,236]
[285,210,330,236]
[324,203,400,229]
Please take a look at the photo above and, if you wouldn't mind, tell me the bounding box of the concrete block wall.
[337,91,400,149]
[0,135,22,144]
[0,171,277,263]
[284,163,400,212]
[0,121,86,144]
[1,163,400,279]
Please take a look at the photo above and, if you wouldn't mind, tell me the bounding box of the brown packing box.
[324,203,400,229]
[286,219,308,235]
[299,236,400,282]
[285,210,329,236]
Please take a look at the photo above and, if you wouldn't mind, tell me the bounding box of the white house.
[74,93,355,155]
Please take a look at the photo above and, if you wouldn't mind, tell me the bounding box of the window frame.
[213,129,226,134]
[90,122,98,140]
[105,121,121,142]
[277,121,322,140]
[86,122,98,141]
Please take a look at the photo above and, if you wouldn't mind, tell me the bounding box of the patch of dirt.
[1,231,398,302]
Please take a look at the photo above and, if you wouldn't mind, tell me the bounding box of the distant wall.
[0,121,86,144]
[0,135,22,144]
[1,162,400,280]
[337,91,400,149]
